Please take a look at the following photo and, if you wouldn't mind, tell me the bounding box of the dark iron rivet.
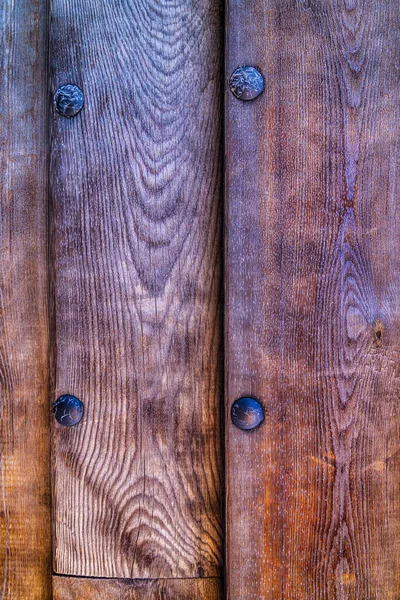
[54,84,84,117]
[231,397,264,430]
[53,394,84,426]
[229,66,264,101]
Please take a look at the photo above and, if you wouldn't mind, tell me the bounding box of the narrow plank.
[53,576,221,600]
[0,0,52,598]
[226,1,400,599]
[50,0,223,580]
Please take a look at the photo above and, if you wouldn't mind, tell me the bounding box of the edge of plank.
[53,575,222,599]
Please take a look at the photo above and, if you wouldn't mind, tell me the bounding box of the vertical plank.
[50,0,223,581]
[226,1,400,599]
[0,0,52,598]
[53,575,221,600]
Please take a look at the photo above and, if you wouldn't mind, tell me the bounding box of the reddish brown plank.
[53,576,221,600]
[225,1,400,598]
[50,0,223,580]
[0,0,52,598]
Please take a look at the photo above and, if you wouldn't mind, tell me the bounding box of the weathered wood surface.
[226,1,400,599]
[0,0,52,598]
[53,576,221,599]
[50,0,223,580]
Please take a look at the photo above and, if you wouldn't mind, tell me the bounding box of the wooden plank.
[225,1,400,599]
[0,0,52,598]
[53,576,221,599]
[50,0,223,580]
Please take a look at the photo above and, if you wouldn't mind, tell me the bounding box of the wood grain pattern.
[50,0,223,580]
[0,0,52,598]
[53,576,221,600]
[226,1,400,598]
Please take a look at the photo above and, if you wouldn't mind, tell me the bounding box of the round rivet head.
[229,66,264,101]
[54,84,84,117]
[53,395,84,426]
[231,397,264,430]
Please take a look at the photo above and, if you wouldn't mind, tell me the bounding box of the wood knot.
[373,320,384,345]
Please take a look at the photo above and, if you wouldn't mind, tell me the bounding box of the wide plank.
[226,1,400,598]
[0,0,52,597]
[50,0,223,580]
[53,576,221,599]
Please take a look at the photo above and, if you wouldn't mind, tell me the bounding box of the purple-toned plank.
[226,1,400,598]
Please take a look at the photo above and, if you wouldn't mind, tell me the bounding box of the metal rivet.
[231,397,264,430]
[229,66,264,101]
[54,84,84,117]
[53,395,84,426]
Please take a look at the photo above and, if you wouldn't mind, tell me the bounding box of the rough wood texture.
[226,1,400,599]
[50,0,223,580]
[53,576,221,599]
[0,0,52,598]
